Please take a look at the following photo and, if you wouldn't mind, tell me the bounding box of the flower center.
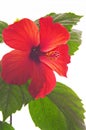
[30,46,42,62]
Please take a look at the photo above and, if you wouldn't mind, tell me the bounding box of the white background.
[0,0,86,130]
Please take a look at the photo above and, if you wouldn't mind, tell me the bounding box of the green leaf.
[29,82,86,130]
[29,97,67,130]
[48,82,86,130]
[0,121,15,130]
[19,82,33,105]
[0,21,8,43]
[0,78,32,121]
[47,12,82,31]
[68,29,82,55]
[0,79,22,121]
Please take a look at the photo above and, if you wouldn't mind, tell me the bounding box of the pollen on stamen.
[46,51,60,60]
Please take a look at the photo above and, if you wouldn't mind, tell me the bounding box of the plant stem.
[10,115,12,125]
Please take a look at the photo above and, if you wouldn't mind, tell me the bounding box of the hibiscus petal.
[39,16,70,52]
[28,63,56,98]
[40,44,70,77]
[3,18,39,51]
[1,50,31,85]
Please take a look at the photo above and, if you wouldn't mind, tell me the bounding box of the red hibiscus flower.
[1,16,70,98]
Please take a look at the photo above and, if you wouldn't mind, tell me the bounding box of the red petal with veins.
[40,44,70,76]
[28,62,56,98]
[2,18,39,51]
[39,16,70,52]
[1,50,31,84]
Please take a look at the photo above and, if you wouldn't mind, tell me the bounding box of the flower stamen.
[46,51,60,60]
